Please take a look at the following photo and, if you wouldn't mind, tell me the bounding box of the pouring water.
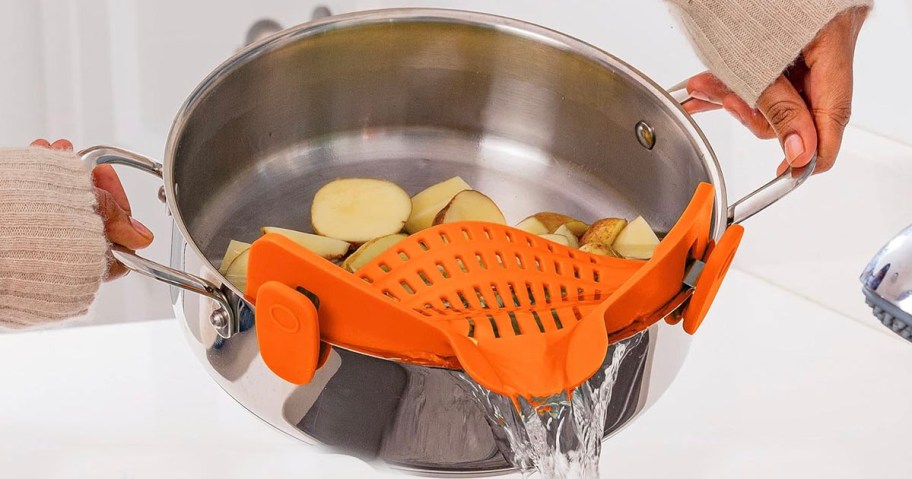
[453,332,644,478]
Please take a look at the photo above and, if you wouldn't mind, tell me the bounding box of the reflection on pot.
[274,335,649,471]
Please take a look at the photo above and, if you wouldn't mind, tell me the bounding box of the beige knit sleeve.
[0,148,108,329]
[667,0,873,106]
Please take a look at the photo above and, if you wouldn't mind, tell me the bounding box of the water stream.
[453,332,644,478]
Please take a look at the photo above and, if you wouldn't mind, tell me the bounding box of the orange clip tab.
[255,281,322,385]
[600,183,714,343]
[682,224,744,334]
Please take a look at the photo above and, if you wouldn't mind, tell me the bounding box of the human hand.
[682,7,870,174]
[31,138,153,280]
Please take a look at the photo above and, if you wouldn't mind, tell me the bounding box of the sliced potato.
[342,233,408,272]
[219,240,251,274]
[223,248,250,293]
[579,242,621,257]
[433,190,506,226]
[612,216,660,260]
[561,220,590,237]
[553,224,580,249]
[405,176,472,233]
[531,212,575,232]
[580,218,627,247]
[311,178,412,243]
[539,233,571,248]
[525,212,590,236]
[261,227,351,260]
[515,216,550,235]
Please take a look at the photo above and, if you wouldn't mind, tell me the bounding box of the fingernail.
[726,107,746,125]
[690,90,712,102]
[130,218,153,239]
[784,134,805,166]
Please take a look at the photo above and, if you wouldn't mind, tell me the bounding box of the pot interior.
[166,12,721,279]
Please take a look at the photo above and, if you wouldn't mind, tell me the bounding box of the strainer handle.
[667,82,817,226]
[79,145,238,339]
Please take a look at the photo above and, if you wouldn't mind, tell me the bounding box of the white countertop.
[2,269,911,479]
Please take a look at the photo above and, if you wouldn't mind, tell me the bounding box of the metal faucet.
[860,224,912,341]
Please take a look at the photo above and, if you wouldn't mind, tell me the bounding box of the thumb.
[755,75,818,169]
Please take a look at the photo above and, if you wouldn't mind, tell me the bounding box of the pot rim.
[162,8,727,299]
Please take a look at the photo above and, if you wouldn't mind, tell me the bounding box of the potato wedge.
[579,242,621,257]
[405,177,472,233]
[528,212,584,233]
[515,216,550,235]
[580,218,627,247]
[219,240,251,274]
[223,248,250,293]
[612,216,660,260]
[342,233,408,272]
[261,227,351,260]
[433,190,506,226]
[531,212,575,232]
[311,178,412,243]
[561,220,590,237]
[553,224,580,249]
[539,233,571,248]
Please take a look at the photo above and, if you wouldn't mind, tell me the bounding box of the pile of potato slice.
[218,176,660,292]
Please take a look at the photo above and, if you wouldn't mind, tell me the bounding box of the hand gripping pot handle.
[667,81,817,225]
[79,146,238,339]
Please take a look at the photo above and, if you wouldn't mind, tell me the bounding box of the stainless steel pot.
[78,9,813,476]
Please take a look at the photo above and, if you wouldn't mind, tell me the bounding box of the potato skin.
[580,218,627,247]
[432,190,506,226]
[579,242,621,257]
[341,233,408,272]
[405,176,472,234]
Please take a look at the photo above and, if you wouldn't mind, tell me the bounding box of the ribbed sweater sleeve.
[0,147,108,328]
[668,0,873,106]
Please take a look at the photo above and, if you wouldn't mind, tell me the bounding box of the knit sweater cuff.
[669,0,873,106]
[0,147,108,329]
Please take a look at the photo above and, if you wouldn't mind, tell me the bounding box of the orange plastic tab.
[247,234,459,368]
[255,281,321,385]
[599,183,714,344]
[682,224,744,334]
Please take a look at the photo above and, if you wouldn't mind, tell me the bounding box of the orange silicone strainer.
[245,182,743,399]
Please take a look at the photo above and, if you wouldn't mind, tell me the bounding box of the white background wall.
[0,0,909,331]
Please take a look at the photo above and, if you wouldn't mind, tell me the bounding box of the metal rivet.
[157,185,167,203]
[244,19,283,47]
[210,309,229,329]
[312,5,333,19]
[636,121,656,150]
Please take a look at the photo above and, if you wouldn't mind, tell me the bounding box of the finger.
[50,139,73,151]
[30,139,50,148]
[104,259,130,282]
[683,98,724,114]
[721,95,777,139]
[755,75,819,169]
[685,72,778,139]
[93,165,132,215]
[96,188,153,250]
[686,72,733,104]
[776,159,789,176]
[802,59,854,174]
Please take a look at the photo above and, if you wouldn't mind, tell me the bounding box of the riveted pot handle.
[79,146,239,339]
[667,82,816,225]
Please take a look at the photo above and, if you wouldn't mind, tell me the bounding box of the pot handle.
[667,82,816,225]
[79,146,239,339]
